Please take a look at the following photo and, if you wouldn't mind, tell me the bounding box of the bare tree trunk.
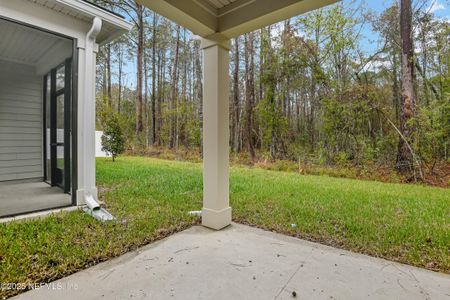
[135,3,144,135]
[232,37,240,153]
[181,28,188,149]
[156,49,163,146]
[392,52,400,121]
[259,29,264,104]
[117,43,123,113]
[144,47,149,146]
[151,12,157,145]
[397,0,415,174]
[159,48,166,146]
[194,40,203,155]
[102,57,107,100]
[244,33,256,161]
[283,20,291,126]
[169,25,180,149]
[107,43,112,107]
[420,17,430,106]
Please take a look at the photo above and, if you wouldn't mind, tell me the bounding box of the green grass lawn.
[0,156,449,298]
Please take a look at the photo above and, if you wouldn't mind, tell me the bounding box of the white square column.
[76,18,102,205]
[201,36,232,230]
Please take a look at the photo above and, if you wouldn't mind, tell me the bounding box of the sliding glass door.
[44,59,72,193]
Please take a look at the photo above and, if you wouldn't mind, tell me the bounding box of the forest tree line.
[93,0,450,180]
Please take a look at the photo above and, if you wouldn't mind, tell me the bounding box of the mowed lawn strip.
[0,156,448,298]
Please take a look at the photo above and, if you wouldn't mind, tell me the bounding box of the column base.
[202,206,232,230]
[76,188,98,206]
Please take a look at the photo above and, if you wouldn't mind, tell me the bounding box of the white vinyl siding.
[0,60,43,181]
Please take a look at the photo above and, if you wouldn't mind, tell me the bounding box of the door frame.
[43,58,73,194]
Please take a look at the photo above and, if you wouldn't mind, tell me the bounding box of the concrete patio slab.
[0,182,71,218]
[13,223,450,300]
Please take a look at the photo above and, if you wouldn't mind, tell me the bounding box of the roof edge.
[56,0,133,32]
[81,0,125,19]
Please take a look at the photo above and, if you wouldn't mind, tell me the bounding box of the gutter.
[56,0,132,30]
[56,0,133,45]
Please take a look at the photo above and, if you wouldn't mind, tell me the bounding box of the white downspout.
[86,17,102,47]
[80,17,114,222]
[82,17,102,209]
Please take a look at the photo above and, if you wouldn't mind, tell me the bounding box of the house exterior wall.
[0,0,130,210]
[0,2,93,205]
[0,60,43,181]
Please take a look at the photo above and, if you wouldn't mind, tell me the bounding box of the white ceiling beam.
[138,0,217,37]
[219,0,339,38]
[139,0,339,40]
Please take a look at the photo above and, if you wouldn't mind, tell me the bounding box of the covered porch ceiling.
[139,0,339,38]
[0,18,72,75]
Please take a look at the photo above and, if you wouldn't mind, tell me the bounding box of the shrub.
[101,111,125,162]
